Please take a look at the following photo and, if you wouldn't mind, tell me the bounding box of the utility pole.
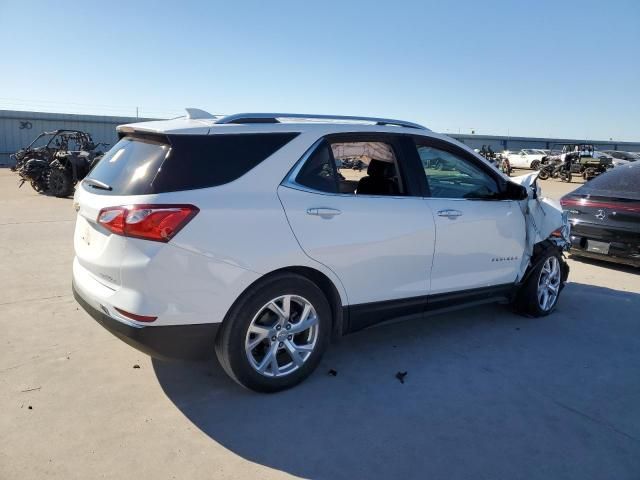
[136,107,139,119]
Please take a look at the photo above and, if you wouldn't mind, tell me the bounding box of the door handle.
[307,207,342,218]
[437,209,463,218]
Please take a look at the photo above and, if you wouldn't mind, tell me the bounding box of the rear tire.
[215,273,332,393]
[514,248,565,317]
[530,160,540,170]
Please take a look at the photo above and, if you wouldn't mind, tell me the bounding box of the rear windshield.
[85,132,298,195]
[577,163,640,200]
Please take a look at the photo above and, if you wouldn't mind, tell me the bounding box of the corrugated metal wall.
[0,110,154,166]
[2,109,639,166]
[449,133,640,153]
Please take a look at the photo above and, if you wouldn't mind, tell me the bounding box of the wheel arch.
[520,239,569,288]
[226,265,347,339]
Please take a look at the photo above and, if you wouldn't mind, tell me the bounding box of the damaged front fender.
[511,172,571,281]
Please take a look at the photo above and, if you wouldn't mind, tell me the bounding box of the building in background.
[0,110,151,166]
[1,109,639,166]
[451,133,640,154]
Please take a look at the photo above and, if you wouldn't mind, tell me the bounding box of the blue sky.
[1,0,638,140]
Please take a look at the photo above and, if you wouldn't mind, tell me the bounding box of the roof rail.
[214,113,429,130]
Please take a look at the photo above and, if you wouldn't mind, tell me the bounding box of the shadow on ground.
[153,283,640,480]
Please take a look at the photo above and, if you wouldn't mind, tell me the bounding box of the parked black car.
[560,162,640,267]
[601,150,639,162]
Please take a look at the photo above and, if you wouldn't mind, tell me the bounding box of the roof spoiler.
[185,108,216,120]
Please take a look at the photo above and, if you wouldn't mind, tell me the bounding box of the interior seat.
[356,159,400,195]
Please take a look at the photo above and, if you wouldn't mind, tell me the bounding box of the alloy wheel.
[537,256,561,311]
[245,295,319,377]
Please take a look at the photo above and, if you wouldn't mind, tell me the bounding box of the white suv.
[73,110,570,392]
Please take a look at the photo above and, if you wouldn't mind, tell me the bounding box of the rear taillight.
[97,204,199,242]
[560,197,640,213]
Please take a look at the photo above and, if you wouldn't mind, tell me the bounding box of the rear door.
[411,137,526,294]
[508,150,527,168]
[278,134,435,314]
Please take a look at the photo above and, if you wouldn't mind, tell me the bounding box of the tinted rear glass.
[577,163,640,199]
[85,133,298,195]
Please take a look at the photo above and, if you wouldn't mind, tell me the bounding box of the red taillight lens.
[97,204,199,242]
[98,207,126,235]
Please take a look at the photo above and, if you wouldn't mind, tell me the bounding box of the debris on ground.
[133,364,140,369]
[328,369,338,376]
[20,387,41,393]
[395,371,408,384]
[28,405,33,410]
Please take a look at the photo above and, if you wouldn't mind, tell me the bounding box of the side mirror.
[502,181,528,200]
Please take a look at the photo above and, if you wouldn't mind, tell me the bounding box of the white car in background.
[504,149,546,170]
[72,110,570,392]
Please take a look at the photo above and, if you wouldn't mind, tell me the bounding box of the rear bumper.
[73,281,219,360]
[569,224,640,267]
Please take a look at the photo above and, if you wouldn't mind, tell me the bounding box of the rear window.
[577,163,640,199]
[85,132,298,195]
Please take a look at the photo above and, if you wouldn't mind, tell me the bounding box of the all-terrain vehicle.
[540,144,612,181]
[11,130,107,197]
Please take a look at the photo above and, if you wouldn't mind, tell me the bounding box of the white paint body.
[72,117,568,329]
[506,149,546,169]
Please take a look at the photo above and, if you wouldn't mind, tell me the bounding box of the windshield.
[26,133,55,149]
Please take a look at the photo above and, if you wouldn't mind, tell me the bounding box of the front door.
[413,139,526,294]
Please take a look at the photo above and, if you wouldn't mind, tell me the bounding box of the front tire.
[215,273,332,392]
[48,165,74,197]
[538,168,550,180]
[515,248,565,317]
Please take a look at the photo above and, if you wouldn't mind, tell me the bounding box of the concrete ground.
[1,168,639,480]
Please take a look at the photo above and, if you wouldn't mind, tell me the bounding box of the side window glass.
[295,143,337,193]
[331,141,405,196]
[417,143,499,199]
